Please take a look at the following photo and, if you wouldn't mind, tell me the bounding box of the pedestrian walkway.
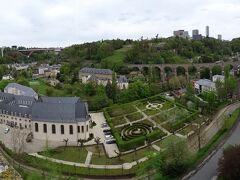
[151,144,160,151]
[29,152,149,170]
[85,151,92,165]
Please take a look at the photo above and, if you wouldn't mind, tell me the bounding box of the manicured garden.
[104,95,198,151]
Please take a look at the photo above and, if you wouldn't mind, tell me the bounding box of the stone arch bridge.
[128,61,240,82]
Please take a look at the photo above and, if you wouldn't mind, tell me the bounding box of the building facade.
[79,67,128,89]
[0,85,92,143]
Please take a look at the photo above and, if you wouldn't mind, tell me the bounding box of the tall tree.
[111,71,117,101]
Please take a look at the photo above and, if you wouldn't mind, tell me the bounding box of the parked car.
[104,131,112,135]
[105,139,116,144]
[4,128,10,134]
[105,134,114,140]
[101,123,109,128]
[103,129,111,133]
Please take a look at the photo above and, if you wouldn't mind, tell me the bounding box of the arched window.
[81,126,84,133]
[35,123,38,132]
[69,125,73,134]
[52,124,56,134]
[43,124,47,133]
[61,125,64,134]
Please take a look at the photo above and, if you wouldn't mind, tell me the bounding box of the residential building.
[194,79,216,93]
[79,67,129,89]
[2,75,14,80]
[212,75,224,83]
[117,75,128,89]
[173,30,189,39]
[4,83,38,100]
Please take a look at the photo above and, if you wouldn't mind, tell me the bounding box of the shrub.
[146,130,167,143]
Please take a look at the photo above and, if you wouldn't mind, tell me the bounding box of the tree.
[63,138,69,149]
[186,82,194,97]
[105,80,112,99]
[46,87,54,96]
[218,145,240,180]
[202,91,217,113]
[111,71,118,101]
[169,76,181,90]
[138,138,191,179]
[17,78,29,87]
[94,137,101,157]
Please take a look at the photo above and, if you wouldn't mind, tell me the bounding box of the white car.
[4,128,10,134]
[105,134,113,140]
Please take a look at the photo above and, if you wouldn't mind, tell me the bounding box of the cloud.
[0,0,239,47]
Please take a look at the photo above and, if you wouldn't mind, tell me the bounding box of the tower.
[206,26,209,37]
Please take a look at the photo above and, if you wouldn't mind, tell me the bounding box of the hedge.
[146,130,167,143]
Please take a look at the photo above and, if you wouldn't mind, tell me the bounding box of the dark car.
[103,129,111,133]
[104,131,112,135]
[105,139,116,144]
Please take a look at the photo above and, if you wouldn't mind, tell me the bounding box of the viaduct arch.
[128,61,239,82]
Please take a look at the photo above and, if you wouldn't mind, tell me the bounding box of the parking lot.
[88,113,119,158]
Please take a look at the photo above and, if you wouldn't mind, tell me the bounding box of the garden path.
[85,151,92,165]
[151,144,160,151]
[29,152,148,170]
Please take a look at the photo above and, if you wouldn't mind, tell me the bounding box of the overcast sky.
[1,0,240,47]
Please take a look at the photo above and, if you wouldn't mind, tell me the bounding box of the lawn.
[111,116,127,126]
[107,104,137,117]
[154,135,182,149]
[151,114,168,124]
[39,147,88,163]
[125,112,143,122]
[90,146,156,165]
[143,108,162,116]
[29,79,63,96]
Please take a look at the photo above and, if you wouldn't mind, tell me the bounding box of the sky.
[0,0,240,47]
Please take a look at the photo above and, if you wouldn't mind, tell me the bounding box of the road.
[190,116,240,180]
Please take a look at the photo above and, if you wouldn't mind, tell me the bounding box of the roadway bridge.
[18,48,63,57]
[128,61,240,81]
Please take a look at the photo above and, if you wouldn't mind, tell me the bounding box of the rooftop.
[80,67,112,75]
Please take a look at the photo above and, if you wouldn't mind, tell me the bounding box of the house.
[2,75,14,80]
[212,75,224,83]
[194,79,216,93]
[79,67,113,86]
[38,64,61,78]
[79,67,129,89]
[0,90,92,142]
[117,75,128,89]
[12,64,29,71]
[4,83,38,100]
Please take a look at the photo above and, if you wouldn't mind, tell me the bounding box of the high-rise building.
[192,29,202,40]
[218,34,222,40]
[206,26,209,37]
[192,29,199,36]
[173,30,189,39]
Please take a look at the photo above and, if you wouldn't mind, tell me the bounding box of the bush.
[146,130,167,143]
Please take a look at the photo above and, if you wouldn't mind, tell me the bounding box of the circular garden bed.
[121,123,153,141]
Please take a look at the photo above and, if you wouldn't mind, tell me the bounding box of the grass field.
[39,147,88,163]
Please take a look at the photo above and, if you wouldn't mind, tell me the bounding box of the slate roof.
[4,83,38,99]
[79,67,112,75]
[31,97,89,123]
[0,92,90,123]
[195,79,216,89]
[118,75,128,83]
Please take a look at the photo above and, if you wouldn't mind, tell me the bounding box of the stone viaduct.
[128,61,240,82]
